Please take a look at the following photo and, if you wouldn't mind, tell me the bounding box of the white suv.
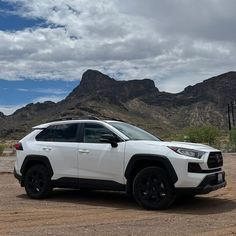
[14,119,226,210]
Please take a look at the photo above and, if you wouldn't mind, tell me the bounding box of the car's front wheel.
[133,166,175,210]
[24,164,52,199]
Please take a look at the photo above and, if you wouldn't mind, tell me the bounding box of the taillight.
[15,142,23,150]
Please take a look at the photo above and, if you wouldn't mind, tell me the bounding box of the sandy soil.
[0,154,236,236]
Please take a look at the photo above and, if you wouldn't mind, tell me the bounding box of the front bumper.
[176,171,226,195]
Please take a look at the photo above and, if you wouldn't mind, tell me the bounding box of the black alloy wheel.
[133,166,176,210]
[24,164,52,199]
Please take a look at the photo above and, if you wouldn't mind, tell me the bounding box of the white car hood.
[134,140,220,152]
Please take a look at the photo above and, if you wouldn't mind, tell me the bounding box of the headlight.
[168,146,205,159]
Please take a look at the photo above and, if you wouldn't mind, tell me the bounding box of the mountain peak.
[67,69,159,103]
[81,69,113,81]
[78,69,116,93]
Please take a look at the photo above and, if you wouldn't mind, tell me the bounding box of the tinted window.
[109,122,160,141]
[36,124,78,142]
[83,123,115,143]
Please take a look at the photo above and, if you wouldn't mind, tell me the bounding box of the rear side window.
[36,124,78,142]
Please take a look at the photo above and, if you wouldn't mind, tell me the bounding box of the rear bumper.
[14,167,23,185]
[176,171,226,195]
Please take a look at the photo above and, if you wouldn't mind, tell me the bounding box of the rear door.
[77,122,125,184]
[35,123,79,179]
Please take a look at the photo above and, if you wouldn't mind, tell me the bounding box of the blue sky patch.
[0,79,79,114]
[0,0,47,31]
[0,14,47,31]
[0,0,16,12]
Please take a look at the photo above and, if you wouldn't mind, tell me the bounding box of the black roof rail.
[46,116,100,123]
[104,117,126,122]
[46,117,77,122]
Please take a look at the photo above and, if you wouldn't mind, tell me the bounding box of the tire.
[79,188,92,193]
[177,193,196,199]
[24,164,52,199]
[133,167,176,210]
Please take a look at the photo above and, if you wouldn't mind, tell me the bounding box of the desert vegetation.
[168,125,236,152]
[182,125,220,145]
[0,141,16,156]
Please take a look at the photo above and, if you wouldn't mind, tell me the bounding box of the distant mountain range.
[0,70,236,139]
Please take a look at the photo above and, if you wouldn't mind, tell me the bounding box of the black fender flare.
[125,154,178,184]
[20,155,54,179]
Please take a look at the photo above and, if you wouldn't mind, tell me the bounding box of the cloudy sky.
[0,0,236,115]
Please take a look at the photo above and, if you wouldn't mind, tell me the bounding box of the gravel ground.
[0,154,235,236]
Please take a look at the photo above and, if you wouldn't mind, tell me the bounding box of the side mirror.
[100,134,119,148]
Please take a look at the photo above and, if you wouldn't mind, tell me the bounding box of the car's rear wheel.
[24,164,52,199]
[133,166,175,210]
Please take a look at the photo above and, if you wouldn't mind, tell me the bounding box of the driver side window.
[83,123,115,143]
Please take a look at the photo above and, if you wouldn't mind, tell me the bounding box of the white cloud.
[34,88,68,94]
[17,88,29,92]
[0,0,235,92]
[0,104,26,115]
[16,87,68,94]
[32,95,64,103]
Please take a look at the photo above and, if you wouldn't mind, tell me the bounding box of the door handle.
[79,149,90,154]
[42,147,52,151]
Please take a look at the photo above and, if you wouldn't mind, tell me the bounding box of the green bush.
[183,125,220,145]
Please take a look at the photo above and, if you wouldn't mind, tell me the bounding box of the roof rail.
[47,116,100,123]
[104,117,126,122]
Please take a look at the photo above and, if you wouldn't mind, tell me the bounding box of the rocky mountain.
[0,70,235,139]
[67,70,159,104]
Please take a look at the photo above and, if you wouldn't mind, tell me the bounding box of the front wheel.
[24,164,52,199]
[133,167,176,210]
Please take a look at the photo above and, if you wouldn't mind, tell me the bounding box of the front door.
[78,122,125,184]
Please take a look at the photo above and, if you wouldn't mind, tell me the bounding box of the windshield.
[109,122,160,141]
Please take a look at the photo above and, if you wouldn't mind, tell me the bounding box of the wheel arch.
[125,154,178,194]
[20,155,54,186]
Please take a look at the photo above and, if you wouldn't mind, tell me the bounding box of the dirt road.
[0,154,236,236]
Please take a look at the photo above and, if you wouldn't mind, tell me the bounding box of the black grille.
[207,152,223,168]
[188,163,221,173]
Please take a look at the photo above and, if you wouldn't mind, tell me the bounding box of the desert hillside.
[0,70,236,139]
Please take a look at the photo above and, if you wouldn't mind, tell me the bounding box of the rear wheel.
[133,167,175,210]
[24,164,52,199]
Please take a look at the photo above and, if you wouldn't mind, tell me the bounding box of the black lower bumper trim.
[176,171,226,195]
[14,167,22,185]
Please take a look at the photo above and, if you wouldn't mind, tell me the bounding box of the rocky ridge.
[0,70,235,139]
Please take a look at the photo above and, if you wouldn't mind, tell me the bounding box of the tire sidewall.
[133,166,176,210]
[24,164,52,199]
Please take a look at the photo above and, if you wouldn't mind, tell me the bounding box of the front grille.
[188,163,221,173]
[207,152,223,168]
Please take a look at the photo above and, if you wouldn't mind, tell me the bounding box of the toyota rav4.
[14,119,226,210]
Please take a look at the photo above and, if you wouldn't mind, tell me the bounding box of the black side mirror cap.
[100,134,119,148]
